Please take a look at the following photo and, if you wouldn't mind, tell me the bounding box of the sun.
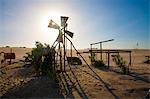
[39,11,63,44]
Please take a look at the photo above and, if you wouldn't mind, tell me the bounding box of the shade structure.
[48,20,60,29]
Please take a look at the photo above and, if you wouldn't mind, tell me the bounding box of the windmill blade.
[65,30,74,38]
[61,16,69,27]
[48,20,60,29]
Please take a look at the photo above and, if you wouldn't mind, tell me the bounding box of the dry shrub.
[24,41,55,75]
[112,55,128,74]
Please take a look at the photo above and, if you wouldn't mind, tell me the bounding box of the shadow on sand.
[75,65,119,99]
[58,64,88,99]
[129,72,150,83]
[94,65,150,83]
[1,75,64,98]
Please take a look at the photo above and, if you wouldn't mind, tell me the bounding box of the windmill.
[48,16,74,72]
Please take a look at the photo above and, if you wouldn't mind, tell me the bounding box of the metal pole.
[71,42,72,64]
[59,43,62,72]
[53,50,56,73]
[63,27,66,71]
[71,42,72,57]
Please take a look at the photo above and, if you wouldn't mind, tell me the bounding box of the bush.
[5,46,10,48]
[112,55,128,74]
[93,60,105,67]
[89,53,96,64]
[89,53,105,67]
[24,41,55,75]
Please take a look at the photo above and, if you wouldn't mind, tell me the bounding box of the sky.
[0,0,149,49]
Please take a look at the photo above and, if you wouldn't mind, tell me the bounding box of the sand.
[0,48,149,98]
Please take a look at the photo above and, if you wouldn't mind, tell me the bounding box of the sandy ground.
[0,63,63,98]
[0,48,150,98]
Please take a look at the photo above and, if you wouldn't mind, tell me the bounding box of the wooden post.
[99,43,101,60]
[108,51,110,69]
[10,48,12,65]
[105,53,107,63]
[129,52,131,66]
[90,44,92,65]
[100,43,102,61]
[129,52,131,74]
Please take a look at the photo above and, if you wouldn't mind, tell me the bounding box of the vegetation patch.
[112,55,129,74]
[24,41,55,75]
[89,53,106,67]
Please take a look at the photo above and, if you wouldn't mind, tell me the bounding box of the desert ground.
[0,47,149,99]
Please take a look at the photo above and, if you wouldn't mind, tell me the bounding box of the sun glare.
[40,11,63,44]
